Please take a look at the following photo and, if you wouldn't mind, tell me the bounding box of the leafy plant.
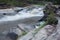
[46,10,58,25]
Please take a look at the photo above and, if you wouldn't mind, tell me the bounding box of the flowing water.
[0,5,44,40]
[0,6,44,31]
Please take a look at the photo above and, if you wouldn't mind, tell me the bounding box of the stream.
[0,5,44,40]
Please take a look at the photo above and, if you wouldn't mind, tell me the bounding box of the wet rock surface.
[17,25,56,40]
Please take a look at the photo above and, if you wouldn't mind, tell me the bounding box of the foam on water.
[0,7,44,22]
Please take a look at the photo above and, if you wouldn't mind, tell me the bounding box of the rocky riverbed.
[0,5,44,40]
[0,4,60,40]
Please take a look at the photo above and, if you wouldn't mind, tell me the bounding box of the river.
[0,5,44,40]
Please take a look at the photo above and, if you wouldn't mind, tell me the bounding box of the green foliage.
[46,14,54,24]
[33,21,47,37]
[44,0,60,4]
[18,31,27,38]
[0,0,60,7]
[21,31,27,36]
[0,0,27,6]
[46,9,58,25]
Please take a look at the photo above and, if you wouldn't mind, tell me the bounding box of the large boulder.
[17,25,56,40]
[32,25,56,40]
[6,32,18,40]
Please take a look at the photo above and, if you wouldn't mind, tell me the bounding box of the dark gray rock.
[6,32,18,40]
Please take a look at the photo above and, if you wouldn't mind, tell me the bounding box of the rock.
[17,24,35,32]
[9,27,22,36]
[6,32,18,40]
[44,25,56,36]
[12,7,24,12]
[32,17,60,40]
[44,3,58,14]
[32,25,56,40]
[56,7,60,17]
[46,17,60,40]
[2,24,35,36]
[56,11,60,17]
[17,25,56,40]
[0,9,15,14]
